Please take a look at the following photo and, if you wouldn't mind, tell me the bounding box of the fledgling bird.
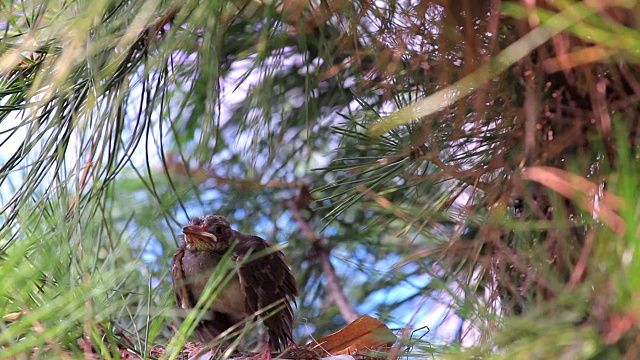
[172,215,298,354]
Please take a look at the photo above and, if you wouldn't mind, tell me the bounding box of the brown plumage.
[172,215,298,352]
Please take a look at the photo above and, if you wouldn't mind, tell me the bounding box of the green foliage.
[2,0,640,359]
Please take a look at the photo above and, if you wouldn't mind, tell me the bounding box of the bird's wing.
[172,245,193,309]
[235,235,298,351]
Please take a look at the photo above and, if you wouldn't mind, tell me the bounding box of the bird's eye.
[213,226,224,235]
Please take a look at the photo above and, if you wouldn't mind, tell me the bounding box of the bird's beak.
[182,224,217,244]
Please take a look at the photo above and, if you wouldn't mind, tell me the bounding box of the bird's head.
[182,215,234,251]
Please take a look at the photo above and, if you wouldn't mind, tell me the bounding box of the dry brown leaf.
[2,311,24,322]
[307,315,396,356]
[543,45,614,73]
[521,166,625,236]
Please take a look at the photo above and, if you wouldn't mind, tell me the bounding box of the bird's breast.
[182,249,249,319]
[209,276,247,318]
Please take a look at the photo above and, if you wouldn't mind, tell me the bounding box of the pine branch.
[286,198,358,323]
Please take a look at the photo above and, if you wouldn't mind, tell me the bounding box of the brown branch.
[566,229,595,291]
[286,198,358,323]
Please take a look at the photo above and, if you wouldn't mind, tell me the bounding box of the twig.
[566,229,595,291]
[286,199,358,323]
